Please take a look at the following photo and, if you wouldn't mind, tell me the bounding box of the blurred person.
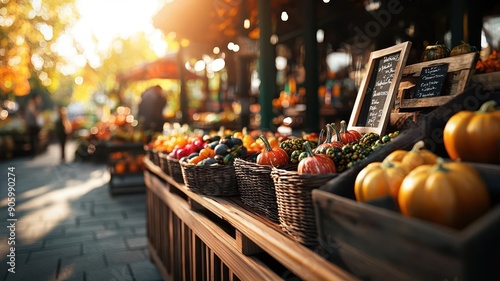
[54,105,72,162]
[24,95,40,157]
[137,85,167,133]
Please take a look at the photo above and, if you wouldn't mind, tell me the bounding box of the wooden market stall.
[143,157,358,281]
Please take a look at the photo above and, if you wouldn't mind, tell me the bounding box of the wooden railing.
[144,158,358,281]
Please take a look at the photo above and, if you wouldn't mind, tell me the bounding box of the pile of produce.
[146,119,403,177]
[352,100,500,229]
[476,49,500,73]
[354,140,490,229]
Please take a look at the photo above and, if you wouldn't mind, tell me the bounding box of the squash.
[384,140,437,171]
[256,135,289,166]
[315,124,343,154]
[298,142,336,174]
[354,160,409,202]
[443,100,500,164]
[339,120,362,144]
[421,42,450,62]
[450,41,476,56]
[398,158,490,229]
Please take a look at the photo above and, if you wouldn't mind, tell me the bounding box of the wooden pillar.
[302,0,320,133]
[466,0,484,49]
[257,0,275,131]
[237,0,251,129]
[450,0,484,51]
[237,56,251,129]
[178,46,189,125]
[450,0,465,46]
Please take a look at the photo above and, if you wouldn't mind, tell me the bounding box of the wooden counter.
[143,158,358,281]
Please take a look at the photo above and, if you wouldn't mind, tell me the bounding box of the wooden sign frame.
[348,41,412,136]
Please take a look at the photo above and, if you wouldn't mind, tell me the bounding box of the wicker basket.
[144,146,156,165]
[167,156,184,184]
[180,161,238,196]
[271,168,338,246]
[158,152,170,176]
[234,158,296,223]
[151,148,161,167]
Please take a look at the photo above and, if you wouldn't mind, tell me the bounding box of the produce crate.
[313,163,500,281]
[106,142,146,196]
[312,85,500,280]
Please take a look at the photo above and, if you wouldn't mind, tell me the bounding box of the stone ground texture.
[0,141,163,281]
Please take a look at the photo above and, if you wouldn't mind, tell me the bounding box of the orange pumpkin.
[354,160,409,202]
[256,135,289,166]
[298,142,336,174]
[384,140,437,171]
[443,100,500,164]
[398,158,490,229]
[339,120,362,144]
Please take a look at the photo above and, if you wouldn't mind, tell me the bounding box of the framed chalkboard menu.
[348,41,412,136]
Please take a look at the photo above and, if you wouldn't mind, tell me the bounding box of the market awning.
[116,53,198,83]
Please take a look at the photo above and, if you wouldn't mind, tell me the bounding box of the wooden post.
[177,46,189,125]
[302,0,320,133]
[257,0,275,131]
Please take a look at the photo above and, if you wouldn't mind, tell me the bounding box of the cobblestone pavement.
[0,141,163,281]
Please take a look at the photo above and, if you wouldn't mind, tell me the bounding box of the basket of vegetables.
[271,140,338,246]
[234,135,299,223]
[180,136,246,196]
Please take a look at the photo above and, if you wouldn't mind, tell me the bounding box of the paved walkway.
[0,141,163,281]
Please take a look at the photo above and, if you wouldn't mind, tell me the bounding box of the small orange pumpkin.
[298,142,336,174]
[339,120,362,144]
[354,160,409,202]
[256,135,289,166]
[398,158,490,229]
[384,140,437,172]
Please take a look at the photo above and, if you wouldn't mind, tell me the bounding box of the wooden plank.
[235,230,263,256]
[144,159,358,281]
[399,95,454,108]
[148,242,173,281]
[146,169,283,280]
[192,235,203,281]
[182,222,191,281]
[402,52,477,76]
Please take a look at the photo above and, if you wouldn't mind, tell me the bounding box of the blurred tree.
[0,0,79,97]
[72,32,177,106]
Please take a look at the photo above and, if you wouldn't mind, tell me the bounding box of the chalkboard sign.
[348,41,412,136]
[413,63,449,98]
